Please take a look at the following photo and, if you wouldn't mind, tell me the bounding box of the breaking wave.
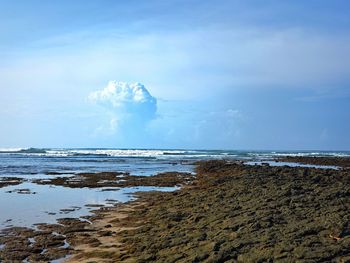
[0,148,349,158]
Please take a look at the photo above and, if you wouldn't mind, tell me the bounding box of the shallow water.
[0,154,195,177]
[0,148,348,229]
[245,160,339,170]
[0,182,177,228]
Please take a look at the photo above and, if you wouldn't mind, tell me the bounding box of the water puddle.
[0,182,177,228]
[245,160,339,170]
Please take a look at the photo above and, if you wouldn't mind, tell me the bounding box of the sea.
[0,148,349,229]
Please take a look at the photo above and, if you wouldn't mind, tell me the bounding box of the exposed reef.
[1,160,350,262]
[277,156,350,168]
[33,171,194,188]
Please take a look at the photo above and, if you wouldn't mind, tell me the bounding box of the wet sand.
[1,158,350,262]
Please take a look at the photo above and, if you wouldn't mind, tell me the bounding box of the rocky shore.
[277,156,350,169]
[1,159,350,262]
[0,177,23,188]
[34,171,194,188]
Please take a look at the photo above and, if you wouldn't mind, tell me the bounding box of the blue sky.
[1,0,350,150]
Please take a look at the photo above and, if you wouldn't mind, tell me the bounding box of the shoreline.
[1,158,350,262]
[66,201,146,262]
[65,160,350,262]
[276,156,350,169]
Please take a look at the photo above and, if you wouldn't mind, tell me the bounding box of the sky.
[0,0,350,150]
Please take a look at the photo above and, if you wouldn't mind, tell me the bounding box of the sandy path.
[65,202,146,263]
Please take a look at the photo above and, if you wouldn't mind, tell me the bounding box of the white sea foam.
[0,148,26,152]
[45,149,190,158]
[271,152,350,157]
[22,149,230,159]
[1,148,349,158]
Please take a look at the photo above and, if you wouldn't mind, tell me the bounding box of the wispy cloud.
[2,26,350,103]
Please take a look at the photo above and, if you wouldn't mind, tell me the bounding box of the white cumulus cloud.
[89,81,157,135]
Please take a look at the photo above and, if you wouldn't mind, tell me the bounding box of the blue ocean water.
[1,148,349,177]
[0,148,348,228]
